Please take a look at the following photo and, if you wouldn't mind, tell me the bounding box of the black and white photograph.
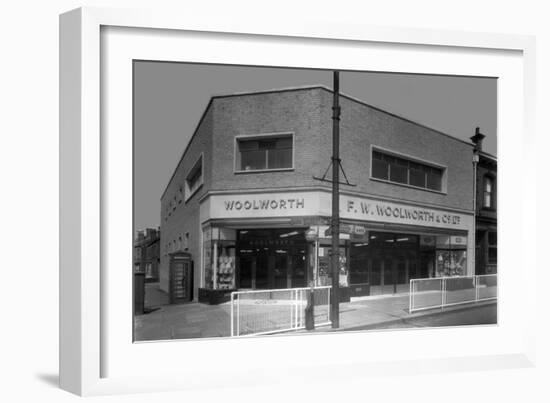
[132,62,498,341]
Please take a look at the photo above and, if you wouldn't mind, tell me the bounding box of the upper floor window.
[483,176,494,208]
[371,149,445,192]
[236,134,293,172]
[185,154,203,201]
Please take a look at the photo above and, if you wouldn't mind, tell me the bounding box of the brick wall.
[207,87,474,211]
[159,105,214,294]
[210,88,325,190]
[318,89,474,211]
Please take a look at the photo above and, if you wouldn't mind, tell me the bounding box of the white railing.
[409,274,497,313]
[230,286,331,337]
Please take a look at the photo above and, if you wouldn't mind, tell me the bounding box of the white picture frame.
[59,7,537,396]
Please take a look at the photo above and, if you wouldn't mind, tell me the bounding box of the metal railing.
[230,286,331,337]
[409,274,497,313]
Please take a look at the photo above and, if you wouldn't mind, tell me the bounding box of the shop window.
[483,176,494,208]
[202,228,237,290]
[435,235,467,277]
[185,154,203,201]
[236,134,293,171]
[371,149,444,192]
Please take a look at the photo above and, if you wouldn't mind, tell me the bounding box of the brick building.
[471,129,497,275]
[134,228,161,282]
[159,86,476,302]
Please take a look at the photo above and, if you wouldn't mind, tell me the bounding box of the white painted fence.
[230,286,331,337]
[409,274,497,313]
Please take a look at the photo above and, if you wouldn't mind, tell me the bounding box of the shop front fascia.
[198,189,474,299]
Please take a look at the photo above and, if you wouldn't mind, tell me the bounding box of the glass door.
[273,252,288,289]
[395,256,409,293]
[369,257,383,295]
[383,257,395,294]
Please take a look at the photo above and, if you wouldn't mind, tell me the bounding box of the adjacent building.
[159,86,477,302]
[134,228,161,282]
[471,129,497,275]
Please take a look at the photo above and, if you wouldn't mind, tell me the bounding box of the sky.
[133,62,497,231]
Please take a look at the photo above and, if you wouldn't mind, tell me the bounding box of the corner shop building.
[159,86,475,302]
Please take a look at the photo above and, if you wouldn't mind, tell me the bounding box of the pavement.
[134,282,497,341]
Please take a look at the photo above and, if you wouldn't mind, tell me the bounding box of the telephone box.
[168,252,193,304]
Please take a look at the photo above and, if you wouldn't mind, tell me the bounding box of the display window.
[202,227,237,290]
[435,235,467,277]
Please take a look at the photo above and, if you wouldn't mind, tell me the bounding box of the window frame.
[482,174,496,210]
[234,132,295,174]
[184,153,204,202]
[369,145,447,194]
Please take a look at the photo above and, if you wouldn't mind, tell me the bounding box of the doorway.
[236,228,307,290]
[350,232,419,295]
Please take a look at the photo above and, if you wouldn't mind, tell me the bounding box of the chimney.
[470,127,485,152]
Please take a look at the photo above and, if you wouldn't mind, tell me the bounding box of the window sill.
[369,177,447,195]
[234,167,294,174]
[184,183,204,203]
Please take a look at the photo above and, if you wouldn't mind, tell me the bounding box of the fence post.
[441,278,445,308]
[230,292,234,337]
[236,294,240,337]
[327,287,331,324]
[295,289,299,328]
[409,280,413,313]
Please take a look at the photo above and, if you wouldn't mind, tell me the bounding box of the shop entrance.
[349,232,419,295]
[369,254,416,295]
[237,228,307,290]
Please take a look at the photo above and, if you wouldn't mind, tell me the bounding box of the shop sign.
[223,198,305,211]
[324,224,366,236]
[452,236,466,245]
[305,228,318,242]
[420,236,435,246]
[204,191,471,232]
[343,197,464,227]
[436,235,467,247]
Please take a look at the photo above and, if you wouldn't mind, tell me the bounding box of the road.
[348,302,497,330]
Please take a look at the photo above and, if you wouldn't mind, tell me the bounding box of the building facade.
[471,130,497,275]
[159,86,476,301]
[134,228,161,282]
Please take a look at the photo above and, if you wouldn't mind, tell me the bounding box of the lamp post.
[305,227,318,330]
[330,71,341,328]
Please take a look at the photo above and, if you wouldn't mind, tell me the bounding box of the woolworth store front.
[197,189,474,303]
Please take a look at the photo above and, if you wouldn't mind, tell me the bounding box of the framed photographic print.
[60,6,536,396]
